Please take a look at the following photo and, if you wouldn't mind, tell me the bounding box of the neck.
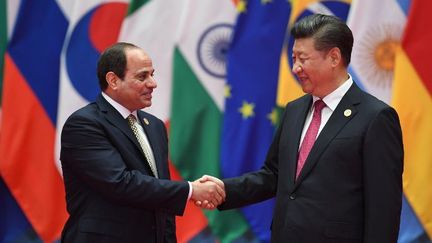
[315,69,349,99]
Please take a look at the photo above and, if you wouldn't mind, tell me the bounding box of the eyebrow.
[292,52,305,57]
[135,69,154,76]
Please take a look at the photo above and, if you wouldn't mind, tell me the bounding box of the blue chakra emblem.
[197,23,234,79]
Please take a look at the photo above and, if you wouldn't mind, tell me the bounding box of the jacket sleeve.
[60,113,189,216]
[362,107,403,242]
[219,108,286,210]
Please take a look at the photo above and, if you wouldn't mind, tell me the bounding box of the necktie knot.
[314,100,326,113]
[127,114,137,124]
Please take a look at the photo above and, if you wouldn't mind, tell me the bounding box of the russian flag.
[0,0,68,241]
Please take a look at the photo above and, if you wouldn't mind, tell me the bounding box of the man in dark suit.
[200,14,403,242]
[60,42,224,243]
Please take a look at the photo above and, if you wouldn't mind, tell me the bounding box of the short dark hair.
[291,14,353,66]
[97,42,139,90]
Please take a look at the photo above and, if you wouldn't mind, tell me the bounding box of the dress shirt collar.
[101,92,137,119]
[312,74,353,111]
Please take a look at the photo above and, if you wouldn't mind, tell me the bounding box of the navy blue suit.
[60,94,189,243]
[219,83,403,243]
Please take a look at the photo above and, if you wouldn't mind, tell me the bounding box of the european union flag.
[221,0,290,241]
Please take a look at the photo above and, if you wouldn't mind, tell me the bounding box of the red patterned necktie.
[296,100,326,180]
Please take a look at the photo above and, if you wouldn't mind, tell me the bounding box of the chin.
[301,86,312,94]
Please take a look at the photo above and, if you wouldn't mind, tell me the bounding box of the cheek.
[306,65,323,78]
[130,82,144,92]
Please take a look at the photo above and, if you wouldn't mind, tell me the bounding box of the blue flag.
[221,0,290,241]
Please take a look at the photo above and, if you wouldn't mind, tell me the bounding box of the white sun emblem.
[353,23,403,88]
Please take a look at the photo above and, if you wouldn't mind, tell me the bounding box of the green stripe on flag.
[127,0,150,16]
[170,48,249,242]
[0,0,7,103]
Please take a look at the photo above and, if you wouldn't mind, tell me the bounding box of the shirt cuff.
[187,181,193,200]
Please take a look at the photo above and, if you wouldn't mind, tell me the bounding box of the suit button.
[289,194,296,200]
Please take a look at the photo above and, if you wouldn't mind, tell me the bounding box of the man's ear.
[329,47,342,67]
[106,72,119,90]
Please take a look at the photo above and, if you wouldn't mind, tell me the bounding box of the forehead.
[292,38,317,54]
[125,48,153,71]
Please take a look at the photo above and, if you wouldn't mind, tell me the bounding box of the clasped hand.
[191,175,225,210]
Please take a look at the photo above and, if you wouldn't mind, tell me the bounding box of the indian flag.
[119,0,249,242]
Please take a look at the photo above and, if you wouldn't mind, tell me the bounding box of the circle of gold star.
[238,101,255,119]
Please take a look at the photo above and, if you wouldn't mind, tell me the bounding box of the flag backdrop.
[221,0,290,241]
[0,1,36,242]
[347,0,406,104]
[1,0,431,242]
[0,0,6,101]
[392,0,432,242]
[119,1,208,241]
[169,1,253,242]
[0,0,68,242]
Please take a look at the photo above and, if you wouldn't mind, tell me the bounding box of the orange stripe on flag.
[393,48,432,238]
[0,54,68,241]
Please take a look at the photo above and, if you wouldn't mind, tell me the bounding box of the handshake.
[190,175,225,210]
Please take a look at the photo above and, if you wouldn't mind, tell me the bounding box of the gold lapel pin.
[143,118,149,125]
[344,109,352,117]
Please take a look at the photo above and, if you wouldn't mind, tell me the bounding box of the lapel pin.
[143,118,150,125]
[344,109,352,117]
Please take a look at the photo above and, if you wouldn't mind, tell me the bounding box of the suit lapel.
[294,84,361,188]
[96,95,154,174]
[286,96,313,186]
[96,95,142,150]
[96,95,161,177]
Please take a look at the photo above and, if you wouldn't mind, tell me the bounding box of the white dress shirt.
[102,92,193,199]
[299,75,354,149]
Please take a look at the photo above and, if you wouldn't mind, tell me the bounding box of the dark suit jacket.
[219,83,403,243]
[60,94,189,243]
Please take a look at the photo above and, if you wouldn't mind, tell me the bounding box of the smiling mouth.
[142,93,152,99]
[298,77,309,83]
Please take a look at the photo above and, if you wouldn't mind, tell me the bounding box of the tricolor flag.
[2,1,431,242]
[0,1,35,241]
[393,0,432,241]
[0,0,7,101]
[119,0,211,241]
[0,0,68,241]
[346,0,432,241]
[169,1,252,242]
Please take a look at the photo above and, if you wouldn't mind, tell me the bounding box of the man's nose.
[146,77,157,88]
[292,63,302,74]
